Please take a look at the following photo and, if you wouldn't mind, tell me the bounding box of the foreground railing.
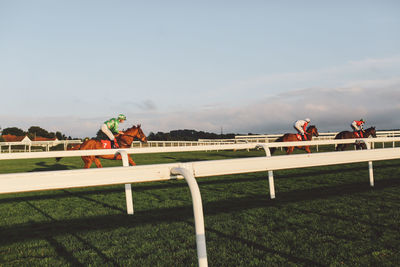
[1,139,400,267]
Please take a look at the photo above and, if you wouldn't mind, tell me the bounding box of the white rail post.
[170,166,208,267]
[257,144,276,199]
[117,150,134,215]
[360,139,374,187]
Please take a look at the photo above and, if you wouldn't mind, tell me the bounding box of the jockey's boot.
[113,138,120,148]
[302,134,307,141]
[110,140,115,148]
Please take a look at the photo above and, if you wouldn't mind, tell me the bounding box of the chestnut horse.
[270,125,319,155]
[80,124,147,168]
[334,126,376,151]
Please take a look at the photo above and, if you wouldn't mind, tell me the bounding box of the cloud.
[137,77,400,134]
[2,77,398,138]
[213,55,400,103]
[2,56,399,137]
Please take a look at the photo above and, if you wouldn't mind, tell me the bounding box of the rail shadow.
[29,161,75,172]
[202,223,325,266]
[24,201,120,266]
[1,174,399,247]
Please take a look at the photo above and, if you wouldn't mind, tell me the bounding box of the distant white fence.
[1,138,400,267]
[0,139,82,153]
[235,130,400,143]
[2,130,399,153]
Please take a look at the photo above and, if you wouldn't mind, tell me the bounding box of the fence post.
[170,166,208,267]
[360,139,374,187]
[257,144,276,199]
[117,150,134,215]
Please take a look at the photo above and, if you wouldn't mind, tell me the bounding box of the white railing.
[235,130,400,142]
[0,139,82,153]
[2,130,399,153]
[1,138,400,267]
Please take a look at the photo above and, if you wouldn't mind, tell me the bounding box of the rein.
[117,129,144,147]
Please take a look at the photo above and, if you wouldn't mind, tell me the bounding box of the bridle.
[305,126,318,138]
[117,129,146,147]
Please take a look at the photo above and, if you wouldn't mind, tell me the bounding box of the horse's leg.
[93,157,103,168]
[304,146,311,153]
[128,155,136,166]
[128,156,136,166]
[286,146,294,154]
[82,156,92,168]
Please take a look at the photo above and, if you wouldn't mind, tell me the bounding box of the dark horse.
[270,125,319,155]
[57,125,147,168]
[334,126,376,151]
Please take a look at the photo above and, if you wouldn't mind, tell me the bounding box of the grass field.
[0,147,399,266]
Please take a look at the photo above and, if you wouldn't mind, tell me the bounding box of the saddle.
[296,134,307,141]
[100,140,111,149]
[353,131,364,138]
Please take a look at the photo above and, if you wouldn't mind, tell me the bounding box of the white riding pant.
[293,122,305,135]
[101,124,115,140]
[351,122,360,131]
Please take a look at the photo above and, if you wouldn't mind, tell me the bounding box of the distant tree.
[147,129,235,141]
[28,126,52,138]
[2,127,26,136]
[95,129,108,139]
[55,131,62,140]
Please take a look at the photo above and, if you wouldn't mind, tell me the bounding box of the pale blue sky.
[1,1,400,137]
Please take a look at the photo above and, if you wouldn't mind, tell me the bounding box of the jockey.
[351,118,365,137]
[101,114,126,148]
[293,118,310,141]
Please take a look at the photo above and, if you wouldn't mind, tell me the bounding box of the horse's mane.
[124,124,141,132]
[307,125,316,130]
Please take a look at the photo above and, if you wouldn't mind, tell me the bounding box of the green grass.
[0,148,399,266]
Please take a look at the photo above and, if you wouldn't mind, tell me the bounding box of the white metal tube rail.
[1,137,399,161]
[1,145,400,266]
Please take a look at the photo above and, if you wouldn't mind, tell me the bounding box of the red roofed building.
[1,134,29,142]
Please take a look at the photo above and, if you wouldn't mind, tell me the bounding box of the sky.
[1,0,400,138]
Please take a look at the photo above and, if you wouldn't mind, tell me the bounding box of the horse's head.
[124,124,148,143]
[307,125,319,137]
[135,124,148,143]
[366,127,377,138]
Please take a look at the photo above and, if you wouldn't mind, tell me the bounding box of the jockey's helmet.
[118,114,126,121]
[305,118,311,122]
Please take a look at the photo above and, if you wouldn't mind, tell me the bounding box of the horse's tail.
[55,144,82,162]
[270,136,284,154]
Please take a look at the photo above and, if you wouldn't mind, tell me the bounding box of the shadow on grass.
[162,151,262,162]
[1,174,399,247]
[25,201,120,266]
[29,161,75,172]
[201,223,325,266]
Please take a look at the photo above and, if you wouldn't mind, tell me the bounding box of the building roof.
[1,135,58,142]
[1,134,27,142]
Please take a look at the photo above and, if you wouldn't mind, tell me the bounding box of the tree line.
[0,126,238,142]
[147,129,236,141]
[0,126,72,140]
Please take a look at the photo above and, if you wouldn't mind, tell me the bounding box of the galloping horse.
[270,125,319,155]
[79,125,147,168]
[334,126,376,151]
